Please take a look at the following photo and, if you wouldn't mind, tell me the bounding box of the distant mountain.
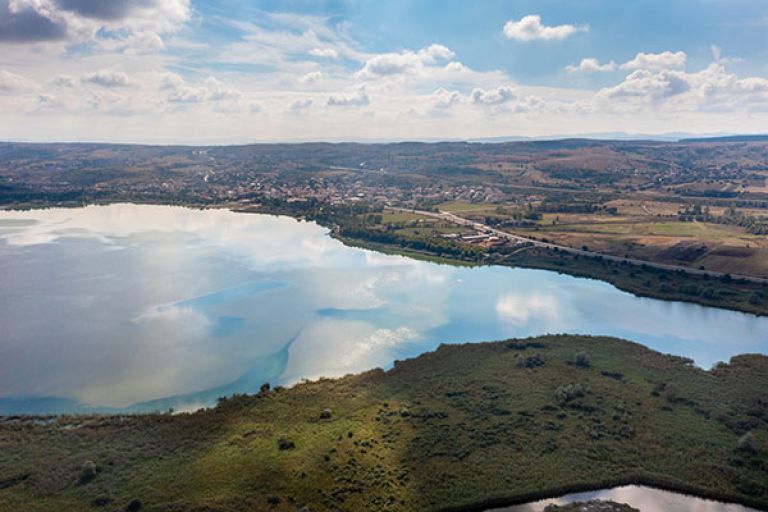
[679,134,768,143]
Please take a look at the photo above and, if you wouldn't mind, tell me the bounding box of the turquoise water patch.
[0,204,765,414]
[210,316,246,337]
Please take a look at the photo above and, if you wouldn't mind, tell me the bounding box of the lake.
[487,485,759,511]
[0,204,766,413]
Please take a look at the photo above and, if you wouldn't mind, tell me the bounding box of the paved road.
[391,207,768,285]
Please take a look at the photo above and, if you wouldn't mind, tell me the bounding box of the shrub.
[516,353,545,369]
[320,409,332,420]
[738,432,756,453]
[555,383,585,403]
[260,382,271,393]
[126,498,142,512]
[278,435,295,450]
[78,460,98,485]
[574,352,591,367]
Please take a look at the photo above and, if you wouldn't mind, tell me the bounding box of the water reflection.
[0,204,766,413]
[488,485,758,512]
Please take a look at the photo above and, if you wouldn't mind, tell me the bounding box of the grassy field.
[1,335,766,512]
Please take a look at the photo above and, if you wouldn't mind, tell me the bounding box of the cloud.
[599,62,768,109]
[0,0,190,49]
[621,51,686,71]
[218,13,367,70]
[601,69,690,101]
[299,71,323,84]
[309,47,338,59]
[51,74,76,87]
[431,87,462,109]
[710,44,741,65]
[55,0,161,21]
[0,69,31,91]
[503,15,587,42]
[566,58,617,73]
[81,69,133,87]
[356,44,455,79]
[327,88,369,107]
[0,0,68,42]
[471,85,517,105]
[204,76,242,101]
[290,98,313,113]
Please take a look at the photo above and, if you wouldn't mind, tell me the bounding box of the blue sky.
[0,0,767,142]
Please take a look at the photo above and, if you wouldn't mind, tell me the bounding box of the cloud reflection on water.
[491,485,758,512]
[0,204,766,413]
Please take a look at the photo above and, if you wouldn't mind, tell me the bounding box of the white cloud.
[431,87,462,109]
[710,45,741,65]
[290,98,313,113]
[327,88,369,107]
[621,51,686,71]
[51,74,75,87]
[421,43,455,61]
[299,71,323,84]
[356,44,455,79]
[218,13,368,70]
[81,69,133,87]
[204,76,242,101]
[0,69,31,91]
[471,85,517,105]
[599,62,768,109]
[601,69,690,101]
[0,0,191,52]
[309,47,339,59]
[566,58,617,73]
[503,14,588,42]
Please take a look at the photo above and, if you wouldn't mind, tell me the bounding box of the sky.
[0,0,767,143]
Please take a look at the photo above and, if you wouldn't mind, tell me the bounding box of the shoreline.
[1,199,766,317]
[437,477,766,512]
[2,335,767,511]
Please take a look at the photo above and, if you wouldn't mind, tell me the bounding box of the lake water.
[0,204,766,413]
[487,485,759,511]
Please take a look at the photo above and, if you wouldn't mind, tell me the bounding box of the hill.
[1,335,767,511]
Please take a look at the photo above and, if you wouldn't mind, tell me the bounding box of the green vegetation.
[323,208,767,316]
[1,335,767,512]
[500,247,768,316]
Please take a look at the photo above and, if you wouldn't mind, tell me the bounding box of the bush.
[574,352,591,367]
[738,432,756,453]
[278,435,295,450]
[126,499,142,512]
[516,353,545,369]
[555,383,585,403]
[78,460,98,485]
[320,409,332,420]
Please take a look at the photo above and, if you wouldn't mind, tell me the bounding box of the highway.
[391,207,768,285]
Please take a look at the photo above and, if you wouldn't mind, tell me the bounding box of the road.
[391,207,768,285]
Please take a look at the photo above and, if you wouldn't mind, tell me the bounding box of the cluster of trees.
[537,202,618,215]
[678,204,768,234]
[339,225,484,262]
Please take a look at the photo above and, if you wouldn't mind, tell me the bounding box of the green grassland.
[1,335,767,512]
